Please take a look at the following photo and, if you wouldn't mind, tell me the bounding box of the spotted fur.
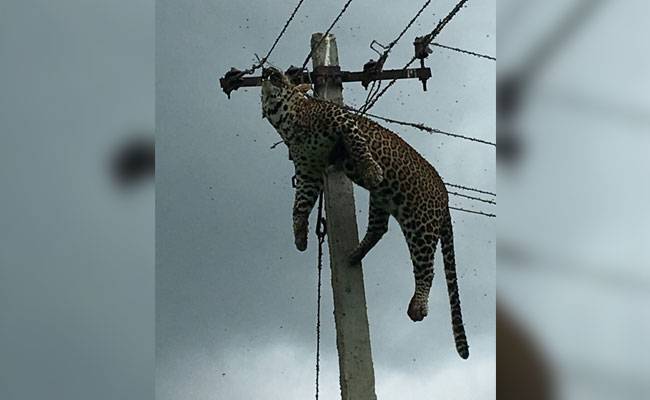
[261,67,468,359]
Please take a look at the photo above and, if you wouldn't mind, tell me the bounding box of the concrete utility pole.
[310,32,377,400]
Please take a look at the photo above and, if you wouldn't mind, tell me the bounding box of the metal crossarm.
[219,66,431,96]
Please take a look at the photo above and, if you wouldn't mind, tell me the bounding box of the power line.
[363,0,470,112]
[433,42,495,61]
[360,80,382,114]
[448,190,496,205]
[432,42,495,61]
[445,182,496,197]
[360,110,496,146]
[258,0,307,68]
[450,206,496,218]
[231,0,307,78]
[270,140,284,149]
[386,0,432,51]
[447,185,495,197]
[302,0,355,69]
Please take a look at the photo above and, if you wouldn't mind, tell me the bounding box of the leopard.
[261,66,469,359]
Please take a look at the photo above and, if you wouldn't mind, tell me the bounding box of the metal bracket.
[218,64,431,97]
[312,65,342,87]
[369,40,388,57]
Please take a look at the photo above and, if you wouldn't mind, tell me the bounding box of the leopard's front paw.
[293,217,308,252]
[407,296,428,322]
[295,234,307,252]
[363,160,384,189]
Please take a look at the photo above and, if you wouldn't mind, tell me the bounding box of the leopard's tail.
[440,209,469,359]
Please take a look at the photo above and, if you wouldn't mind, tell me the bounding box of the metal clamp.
[413,35,433,61]
[413,36,433,91]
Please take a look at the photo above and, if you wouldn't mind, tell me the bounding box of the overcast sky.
[156,1,495,399]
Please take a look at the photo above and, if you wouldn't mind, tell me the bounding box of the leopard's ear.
[295,83,312,94]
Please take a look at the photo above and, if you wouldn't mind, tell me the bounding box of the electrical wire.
[302,0,355,70]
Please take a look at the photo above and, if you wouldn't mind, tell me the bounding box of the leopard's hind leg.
[292,166,323,251]
[402,222,438,322]
[349,194,390,265]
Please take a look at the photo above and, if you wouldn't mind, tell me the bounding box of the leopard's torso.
[262,88,339,173]
[261,69,469,359]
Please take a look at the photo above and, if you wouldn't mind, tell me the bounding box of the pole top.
[310,32,339,69]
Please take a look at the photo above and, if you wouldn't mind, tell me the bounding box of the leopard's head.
[261,67,312,121]
[261,67,292,100]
